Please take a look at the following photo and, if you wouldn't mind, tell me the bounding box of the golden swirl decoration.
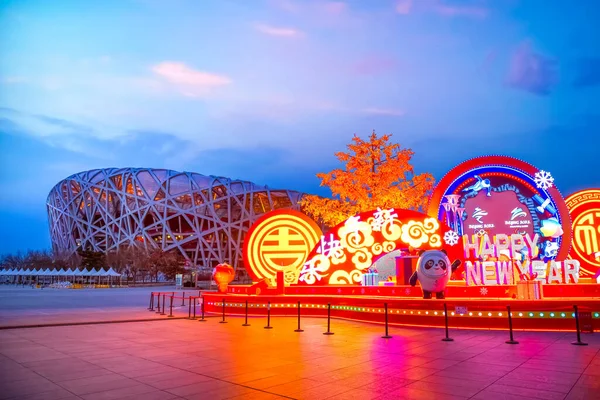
[352,249,373,271]
[429,234,442,248]
[338,219,374,252]
[423,217,440,233]
[371,242,383,255]
[382,241,396,253]
[331,252,347,265]
[330,269,362,285]
[296,209,449,286]
[381,218,402,241]
[400,220,431,248]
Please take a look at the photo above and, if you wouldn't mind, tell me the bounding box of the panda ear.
[418,250,426,256]
[441,249,447,255]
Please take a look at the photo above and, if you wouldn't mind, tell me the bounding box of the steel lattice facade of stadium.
[47,168,304,270]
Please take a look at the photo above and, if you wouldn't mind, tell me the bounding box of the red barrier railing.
[147,291,599,345]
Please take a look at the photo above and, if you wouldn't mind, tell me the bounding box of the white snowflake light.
[480,287,488,296]
[534,170,554,190]
[443,230,460,246]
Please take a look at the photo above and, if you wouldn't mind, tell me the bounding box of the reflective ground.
[1,316,599,399]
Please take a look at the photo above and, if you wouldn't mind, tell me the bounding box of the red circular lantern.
[212,263,235,293]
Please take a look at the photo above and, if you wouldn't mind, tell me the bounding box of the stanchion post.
[198,296,206,322]
[148,292,154,311]
[382,303,392,339]
[323,303,334,335]
[294,301,304,332]
[193,297,197,319]
[182,292,185,306]
[571,305,588,346]
[505,305,519,344]
[242,300,250,326]
[155,293,161,314]
[220,298,227,324]
[264,301,273,329]
[188,298,192,319]
[441,303,453,342]
[168,295,174,317]
[160,294,166,316]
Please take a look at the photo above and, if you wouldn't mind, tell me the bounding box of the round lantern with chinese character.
[213,263,235,293]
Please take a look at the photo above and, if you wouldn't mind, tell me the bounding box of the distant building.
[47,168,304,270]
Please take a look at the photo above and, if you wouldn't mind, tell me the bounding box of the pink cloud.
[506,42,558,95]
[433,3,489,19]
[151,62,231,97]
[254,23,304,37]
[362,108,405,117]
[396,0,413,15]
[272,0,348,15]
[152,62,231,86]
[352,55,400,75]
[318,1,347,15]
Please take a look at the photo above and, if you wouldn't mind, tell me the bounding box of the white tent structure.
[0,267,123,287]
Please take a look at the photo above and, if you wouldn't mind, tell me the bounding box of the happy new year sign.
[462,234,580,286]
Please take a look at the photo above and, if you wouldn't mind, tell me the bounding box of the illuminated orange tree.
[301,131,435,226]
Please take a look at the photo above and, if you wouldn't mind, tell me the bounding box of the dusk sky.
[1,0,599,255]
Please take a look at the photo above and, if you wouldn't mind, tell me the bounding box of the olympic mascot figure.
[409,250,461,299]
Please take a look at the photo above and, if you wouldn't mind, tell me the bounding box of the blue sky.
[1,0,599,255]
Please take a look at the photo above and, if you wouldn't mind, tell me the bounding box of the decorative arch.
[427,155,572,262]
[297,208,463,285]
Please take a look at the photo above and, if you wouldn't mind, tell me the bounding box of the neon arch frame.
[427,155,573,261]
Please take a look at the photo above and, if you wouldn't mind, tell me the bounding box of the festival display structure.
[427,155,577,288]
[201,155,599,331]
[565,189,600,282]
[296,209,461,286]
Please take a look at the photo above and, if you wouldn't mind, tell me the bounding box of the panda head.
[418,250,451,278]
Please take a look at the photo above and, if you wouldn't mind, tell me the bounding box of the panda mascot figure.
[409,249,461,299]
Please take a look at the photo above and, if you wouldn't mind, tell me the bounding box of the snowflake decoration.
[443,230,460,246]
[480,287,488,296]
[534,170,554,190]
[404,288,412,295]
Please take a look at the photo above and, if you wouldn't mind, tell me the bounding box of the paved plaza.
[0,287,194,327]
[1,315,599,400]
